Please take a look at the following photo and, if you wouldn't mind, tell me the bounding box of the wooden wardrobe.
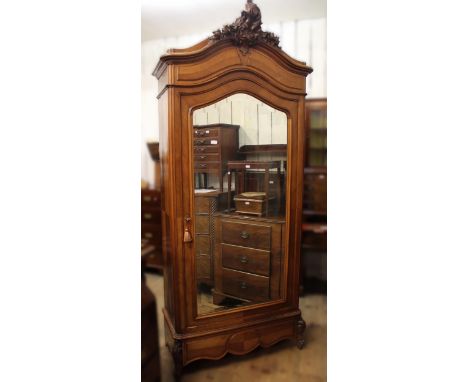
[153,1,312,375]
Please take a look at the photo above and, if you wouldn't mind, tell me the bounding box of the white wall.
[141,18,327,186]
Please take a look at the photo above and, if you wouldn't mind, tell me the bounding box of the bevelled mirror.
[192,93,288,315]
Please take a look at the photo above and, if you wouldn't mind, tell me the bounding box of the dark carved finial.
[210,1,280,53]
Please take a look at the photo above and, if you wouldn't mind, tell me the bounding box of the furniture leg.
[227,170,232,212]
[265,168,270,216]
[276,166,281,215]
[170,339,183,378]
[296,318,306,349]
[240,169,245,194]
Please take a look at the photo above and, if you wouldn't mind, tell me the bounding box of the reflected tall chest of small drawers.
[193,124,239,190]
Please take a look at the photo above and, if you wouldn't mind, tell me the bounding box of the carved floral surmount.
[210,0,280,53]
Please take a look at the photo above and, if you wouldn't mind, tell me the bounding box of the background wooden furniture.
[303,167,327,219]
[301,99,327,292]
[141,252,161,382]
[194,191,228,287]
[142,142,163,271]
[154,1,312,375]
[141,189,163,271]
[305,98,327,167]
[193,124,239,190]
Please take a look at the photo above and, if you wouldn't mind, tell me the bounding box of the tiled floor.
[145,273,327,381]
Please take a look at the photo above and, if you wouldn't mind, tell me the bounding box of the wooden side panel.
[158,90,175,320]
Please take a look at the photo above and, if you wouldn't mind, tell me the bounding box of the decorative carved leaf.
[210,1,281,51]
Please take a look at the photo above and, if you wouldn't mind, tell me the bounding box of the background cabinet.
[141,252,161,382]
[302,99,327,292]
[305,98,327,167]
[141,189,163,271]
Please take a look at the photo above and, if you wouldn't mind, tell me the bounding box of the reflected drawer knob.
[199,155,206,159]
[144,232,153,239]
[240,231,249,239]
[143,196,151,202]
[199,164,207,168]
[240,256,248,264]
[240,282,248,289]
[143,213,152,220]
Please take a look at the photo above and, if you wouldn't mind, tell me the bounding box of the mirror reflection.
[193,93,287,315]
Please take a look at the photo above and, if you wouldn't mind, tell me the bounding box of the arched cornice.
[153,38,312,80]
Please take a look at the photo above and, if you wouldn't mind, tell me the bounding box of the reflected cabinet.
[153,1,312,375]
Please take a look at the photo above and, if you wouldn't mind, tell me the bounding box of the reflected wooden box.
[233,192,269,216]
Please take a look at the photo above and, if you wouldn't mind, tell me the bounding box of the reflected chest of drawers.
[194,191,228,287]
[193,124,239,191]
[212,214,285,304]
[141,189,163,270]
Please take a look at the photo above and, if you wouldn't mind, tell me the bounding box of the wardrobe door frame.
[175,72,306,332]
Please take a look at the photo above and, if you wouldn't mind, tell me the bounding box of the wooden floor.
[145,273,327,382]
